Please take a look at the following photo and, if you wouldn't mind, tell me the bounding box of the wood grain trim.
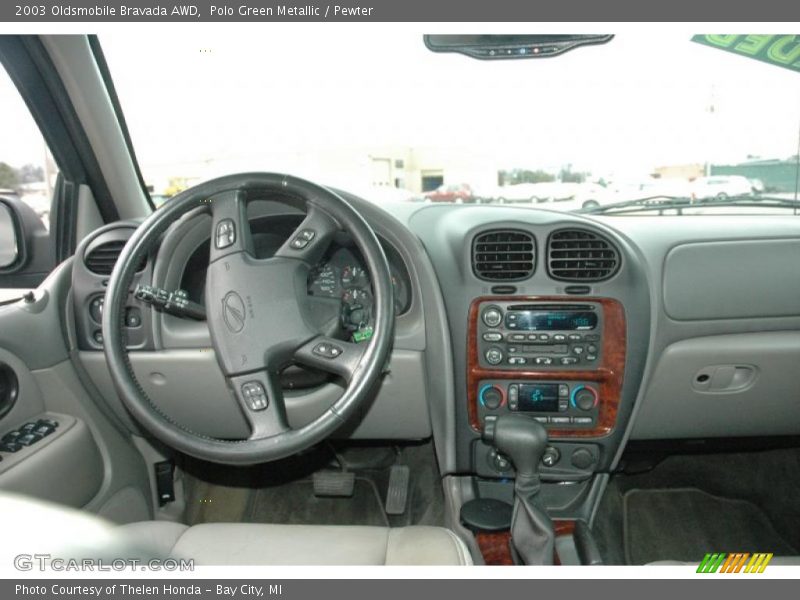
[467,296,626,438]
[475,531,514,565]
[475,521,578,565]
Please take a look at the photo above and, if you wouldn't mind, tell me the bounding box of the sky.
[3,30,800,191]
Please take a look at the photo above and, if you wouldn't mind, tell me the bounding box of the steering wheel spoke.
[228,370,290,440]
[294,335,368,383]
[274,205,340,266]
[209,188,253,262]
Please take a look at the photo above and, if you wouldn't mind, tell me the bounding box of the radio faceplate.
[477,301,604,370]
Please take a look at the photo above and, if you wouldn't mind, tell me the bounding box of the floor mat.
[247,477,389,527]
[623,488,797,565]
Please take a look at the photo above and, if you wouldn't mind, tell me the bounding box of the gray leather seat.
[118,521,472,565]
[0,492,471,566]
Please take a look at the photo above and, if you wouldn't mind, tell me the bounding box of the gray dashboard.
[67,193,800,481]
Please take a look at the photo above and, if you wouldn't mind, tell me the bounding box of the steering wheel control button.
[571,385,599,411]
[125,308,142,328]
[481,306,503,328]
[215,219,236,249]
[485,347,504,365]
[313,342,343,359]
[241,382,268,411]
[93,330,103,345]
[290,229,316,250]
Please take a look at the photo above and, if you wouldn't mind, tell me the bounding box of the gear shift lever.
[483,414,555,565]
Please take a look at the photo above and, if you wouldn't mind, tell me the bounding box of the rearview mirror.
[424,34,613,60]
[0,201,19,269]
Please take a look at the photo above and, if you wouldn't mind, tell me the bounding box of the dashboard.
[65,188,800,524]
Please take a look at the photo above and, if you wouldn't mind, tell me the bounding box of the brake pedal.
[385,464,410,515]
[312,471,355,497]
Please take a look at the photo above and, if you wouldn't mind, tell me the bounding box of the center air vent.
[472,230,535,281]
[84,239,146,276]
[547,229,620,282]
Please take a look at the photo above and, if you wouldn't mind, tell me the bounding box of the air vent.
[84,240,145,275]
[547,229,620,282]
[472,230,535,281]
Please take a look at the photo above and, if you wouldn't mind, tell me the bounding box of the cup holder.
[0,363,19,420]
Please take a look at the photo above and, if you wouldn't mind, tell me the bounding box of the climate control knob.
[482,306,503,328]
[571,385,599,411]
[485,347,504,365]
[480,385,504,410]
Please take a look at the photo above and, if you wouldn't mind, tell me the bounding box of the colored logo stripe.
[697,552,773,573]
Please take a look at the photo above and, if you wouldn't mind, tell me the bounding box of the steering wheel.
[102,173,394,465]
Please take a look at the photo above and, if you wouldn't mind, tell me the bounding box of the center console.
[467,296,626,439]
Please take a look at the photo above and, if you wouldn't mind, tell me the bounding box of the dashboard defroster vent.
[472,230,535,281]
[547,229,620,282]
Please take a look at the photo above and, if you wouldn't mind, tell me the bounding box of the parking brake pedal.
[313,470,355,497]
[385,464,410,515]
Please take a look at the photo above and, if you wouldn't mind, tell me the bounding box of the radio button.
[485,347,504,365]
[483,332,503,342]
[568,334,582,341]
[553,334,567,342]
[585,334,600,342]
[508,357,527,365]
[560,357,579,365]
[558,401,569,412]
[550,416,571,425]
[573,417,593,425]
[508,384,519,403]
[527,334,538,341]
[482,307,503,328]
[534,416,549,424]
[538,334,550,342]
[572,346,585,355]
[586,354,597,362]
[558,384,569,397]
[509,334,526,342]
[587,344,598,354]
[534,357,553,366]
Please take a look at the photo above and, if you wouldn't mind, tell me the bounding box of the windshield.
[101,31,800,216]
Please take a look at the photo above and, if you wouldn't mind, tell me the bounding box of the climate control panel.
[476,301,603,370]
[477,380,599,428]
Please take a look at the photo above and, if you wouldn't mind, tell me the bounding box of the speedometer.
[308,263,339,297]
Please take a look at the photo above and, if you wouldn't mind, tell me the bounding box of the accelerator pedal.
[312,470,355,497]
[385,464,410,516]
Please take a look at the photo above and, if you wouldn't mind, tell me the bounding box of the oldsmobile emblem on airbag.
[222,291,246,333]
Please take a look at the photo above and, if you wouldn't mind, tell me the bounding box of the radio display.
[505,310,597,331]
[518,384,560,412]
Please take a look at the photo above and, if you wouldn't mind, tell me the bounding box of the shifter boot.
[510,473,555,565]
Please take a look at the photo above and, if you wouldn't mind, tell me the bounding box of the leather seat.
[0,492,471,566]
[118,521,472,565]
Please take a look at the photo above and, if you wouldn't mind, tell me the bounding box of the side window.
[0,65,58,297]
